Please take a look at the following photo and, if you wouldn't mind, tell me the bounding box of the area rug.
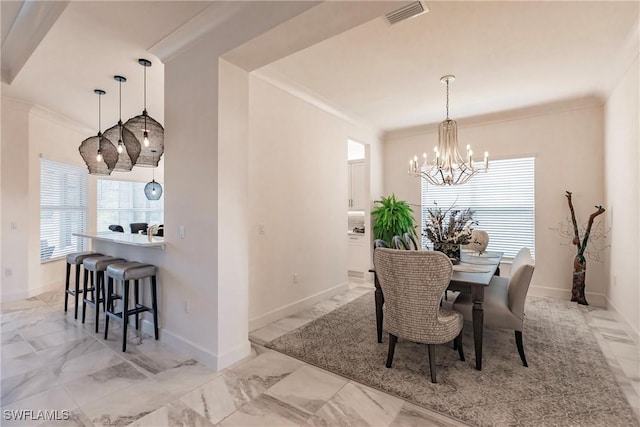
[266,292,638,426]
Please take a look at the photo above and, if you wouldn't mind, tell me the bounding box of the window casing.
[421,156,535,259]
[40,159,88,262]
[97,179,163,233]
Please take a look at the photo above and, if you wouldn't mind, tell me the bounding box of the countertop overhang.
[73,232,165,249]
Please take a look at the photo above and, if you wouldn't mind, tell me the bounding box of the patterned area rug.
[266,292,638,426]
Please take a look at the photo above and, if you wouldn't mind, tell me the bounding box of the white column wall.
[604,56,640,336]
[384,105,607,304]
[247,75,381,329]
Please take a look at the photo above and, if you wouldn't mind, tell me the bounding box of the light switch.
[179,225,185,239]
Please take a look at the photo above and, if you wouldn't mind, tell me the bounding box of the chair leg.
[455,332,465,362]
[81,268,89,324]
[95,272,102,333]
[74,264,81,319]
[428,344,437,383]
[385,334,398,368]
[104,278,112,340]
[122,280,129,352]
[134,280,140,330]
[515,330,528,367]
[64,263,70,313]
[150,275,159,340]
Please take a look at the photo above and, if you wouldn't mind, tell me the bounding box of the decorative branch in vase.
[565,191,605,305]
[423,203,475,261]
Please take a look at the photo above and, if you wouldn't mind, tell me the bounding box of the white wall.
[384,104,607,305]
[248,75,381,329]
[604,56,639,335]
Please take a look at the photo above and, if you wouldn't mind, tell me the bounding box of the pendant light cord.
[98,93,101,133]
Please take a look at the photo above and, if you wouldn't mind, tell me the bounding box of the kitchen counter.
[347,231,366,236]
[73,232,165,249]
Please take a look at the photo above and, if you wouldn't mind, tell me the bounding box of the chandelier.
[409,75,488,185]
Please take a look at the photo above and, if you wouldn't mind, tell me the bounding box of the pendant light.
[144,150,163,200]
[79,89,118,175]
[104,75,141,171]
[125,58,164,167]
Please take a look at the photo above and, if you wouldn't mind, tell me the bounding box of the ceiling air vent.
[385,1,428,25]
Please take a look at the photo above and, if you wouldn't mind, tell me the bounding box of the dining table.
[371,250,504,371]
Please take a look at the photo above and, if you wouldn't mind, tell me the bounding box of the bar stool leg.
[82,267,89,324]
[134,279,140,330]
[151,275,159,340]
[122,280,130,352]
[104,278,112,340]
[64,263,71,313]
[74,264,82,319]
[95,272,103,334]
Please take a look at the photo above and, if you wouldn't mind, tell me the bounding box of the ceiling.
[1,1,638,135]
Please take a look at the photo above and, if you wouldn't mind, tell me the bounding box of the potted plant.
[371,194,417,247]
[423,203,475,261]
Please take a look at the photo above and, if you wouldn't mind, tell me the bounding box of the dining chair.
[108,225,124,232]
[462,229,490,253]
[452,247,535,366]
[373,248,465,383]
[391,235,409,250]
[403,232,420,250]
[129,223,148,234]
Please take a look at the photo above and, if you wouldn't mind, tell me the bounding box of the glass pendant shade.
[144,180,162,200]
[125,111,164,167]
[79,133,118,175]
[103,122,141,171]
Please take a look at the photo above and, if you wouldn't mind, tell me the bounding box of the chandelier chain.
[445,79,450,119]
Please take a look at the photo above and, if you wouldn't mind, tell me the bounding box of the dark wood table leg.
[471,285,485,371]
[374,273,384,343]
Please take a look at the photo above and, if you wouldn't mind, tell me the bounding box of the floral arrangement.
[423,203,475,245]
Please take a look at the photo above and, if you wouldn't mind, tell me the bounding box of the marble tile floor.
[1,280,638,426]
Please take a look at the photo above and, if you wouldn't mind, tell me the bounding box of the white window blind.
[97,179,163,233]
[40,158,88,262]
[421,157,535,259]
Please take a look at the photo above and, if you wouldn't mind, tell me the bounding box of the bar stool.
[65,252,103,319]
[82,256,125,333]
[105,262,159,352]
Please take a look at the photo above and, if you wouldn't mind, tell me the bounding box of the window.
[97,179,163,233]
[421,156,535,258]
[40,158,88,262]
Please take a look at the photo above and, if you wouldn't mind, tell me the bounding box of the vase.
[433,243,461,263]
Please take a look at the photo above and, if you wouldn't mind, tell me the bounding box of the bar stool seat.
[82,256,125,333]
[65,251,103,319]
[105,263,159,352]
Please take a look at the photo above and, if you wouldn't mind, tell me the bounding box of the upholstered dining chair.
[453,247,535,366]
[403,232,420,250]
[373,248,465,383]
[392,235,409,250]
[108,225,124,232]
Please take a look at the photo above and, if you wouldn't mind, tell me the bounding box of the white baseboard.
[249,281,350,332]
[603,297,640,343]
[140,319,251,372]
[1,281,62,302]
[528,285,607,307]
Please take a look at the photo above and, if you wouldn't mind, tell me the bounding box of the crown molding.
[30,104,93,135]
[253,67,379,135]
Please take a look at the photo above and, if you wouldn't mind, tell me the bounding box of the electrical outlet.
[184,300,190,313]
[4,268,12,277]
[179,225,185,239]
[10,222,17,230]
[293,273,298,284]
[259,224,265,235]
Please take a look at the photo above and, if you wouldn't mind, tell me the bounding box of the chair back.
[507,247,535,322]
[391,235,409,250]
[373,248,453,343]
[108,225,124,232]
[403,232,419,250]
[373,239,388,249]
[130,223,148,234]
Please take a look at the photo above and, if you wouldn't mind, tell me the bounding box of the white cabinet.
[348,160,366,210]
[348,233,369,273]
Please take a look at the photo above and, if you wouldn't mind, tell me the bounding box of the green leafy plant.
[371,194,417,246]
